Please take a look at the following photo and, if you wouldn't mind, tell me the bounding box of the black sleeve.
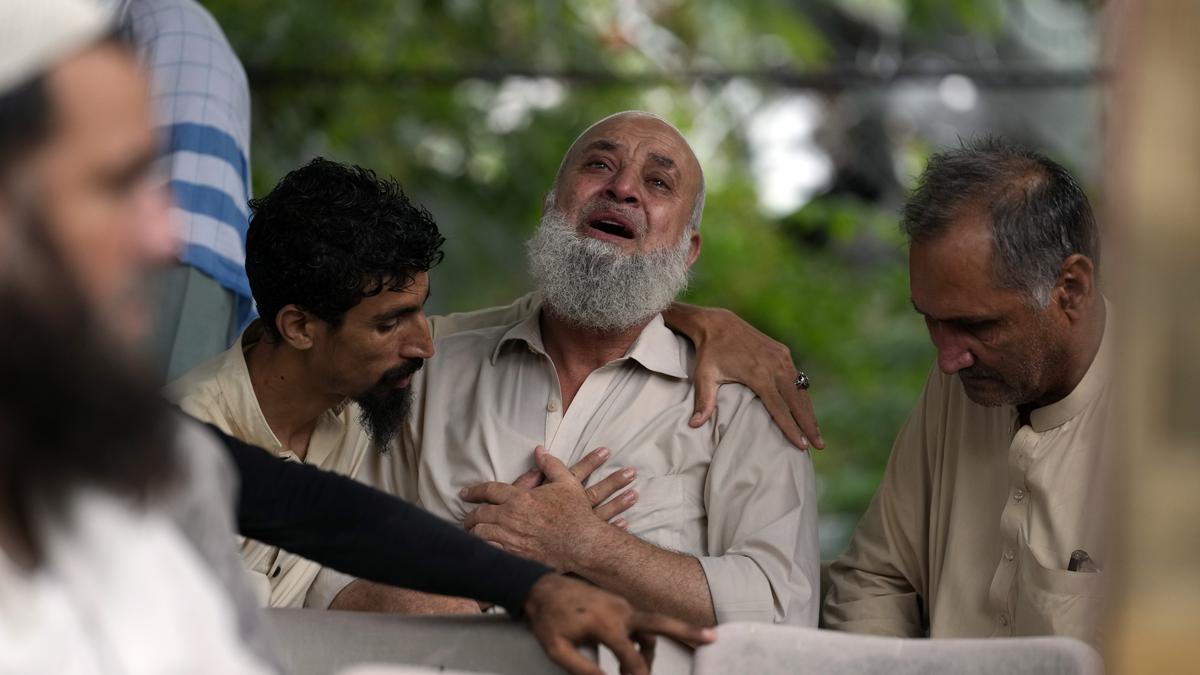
[204,423,552,615]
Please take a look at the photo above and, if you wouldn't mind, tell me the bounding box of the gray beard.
[526,208,692,333]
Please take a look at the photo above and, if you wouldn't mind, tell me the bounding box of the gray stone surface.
[267,610,590,675]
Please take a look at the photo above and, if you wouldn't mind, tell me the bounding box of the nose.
[404,317,435,360]
[928,321,976,374]
[138,180,180,264]
[604,166,640,206]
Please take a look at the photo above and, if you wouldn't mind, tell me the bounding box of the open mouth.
[586,213,636,240]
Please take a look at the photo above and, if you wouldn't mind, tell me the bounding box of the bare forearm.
[662,301,726,343]
[329,579,480,614]
[569,525,717,627]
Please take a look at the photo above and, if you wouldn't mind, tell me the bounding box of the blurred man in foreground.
[0,2,711,673]
[824,138,1113,648]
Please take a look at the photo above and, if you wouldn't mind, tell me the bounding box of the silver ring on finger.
[793,371,811,390]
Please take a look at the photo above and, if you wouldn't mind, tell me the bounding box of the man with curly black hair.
[243,158,445,449]
[169,157,456,609]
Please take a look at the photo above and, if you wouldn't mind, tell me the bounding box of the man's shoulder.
[165,351,225,400]
[431,319,526,363]
[163,348,243,430]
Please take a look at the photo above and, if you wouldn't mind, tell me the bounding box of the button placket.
[990,424,1038,628]
[544,401,562,446]
[544,364,616,465]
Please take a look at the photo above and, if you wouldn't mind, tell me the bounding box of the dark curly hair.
[246,158,445,340]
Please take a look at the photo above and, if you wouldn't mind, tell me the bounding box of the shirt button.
[999,613,1010,627]
[546,400,560,412]
[1013,489,1025,502]
[1004,548,1015,562]
[272,566,282,578]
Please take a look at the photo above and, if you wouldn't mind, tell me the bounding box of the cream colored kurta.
[824,312,1114,647]
[0,491,271,675]
[165,321,379,609]
[363,306,821,624]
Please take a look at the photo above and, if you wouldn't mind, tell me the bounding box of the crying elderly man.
[368,111,821,627]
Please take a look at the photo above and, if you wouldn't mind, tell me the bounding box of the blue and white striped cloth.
[114,0,255,327]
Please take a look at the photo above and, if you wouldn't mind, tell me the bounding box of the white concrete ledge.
[267,610,588,675]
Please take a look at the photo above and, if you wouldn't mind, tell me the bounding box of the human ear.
[1052,253,1096,319]
[276,304,315,350]
[686,231,702,268]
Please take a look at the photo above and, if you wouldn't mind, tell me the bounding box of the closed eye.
[956,320,999,338]
[647,176,671,191]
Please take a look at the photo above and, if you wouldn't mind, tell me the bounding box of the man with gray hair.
[373,111,821,628]
[824,137,1113,647]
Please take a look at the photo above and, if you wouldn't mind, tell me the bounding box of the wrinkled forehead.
[561,112,702,183]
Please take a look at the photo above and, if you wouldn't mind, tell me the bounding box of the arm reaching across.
[663,302,824,450]
[209,424,714,674]
[325,446,639,614]
[220,423,549,611]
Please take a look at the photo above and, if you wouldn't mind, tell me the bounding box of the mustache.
[378,358,425,387]
[960,365,1003,380]
[579,200,647,236]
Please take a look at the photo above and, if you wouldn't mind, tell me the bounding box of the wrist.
[562,517,619,576]
[666,303,731,344]
[522,571,558,619]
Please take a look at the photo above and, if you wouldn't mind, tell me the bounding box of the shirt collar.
[492,302,690,380]
[1028,298,1114,432]
[213,320,285,451]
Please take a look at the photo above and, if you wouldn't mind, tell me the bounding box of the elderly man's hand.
[523,573,716,675]
[461,446,609,571]
[664,302,825,450]
[504,445,638,529]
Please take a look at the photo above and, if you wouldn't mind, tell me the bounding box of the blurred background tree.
[202,0,1105,556]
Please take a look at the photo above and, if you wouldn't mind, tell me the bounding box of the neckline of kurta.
[491,303,690,380]
[1026,298,1114,433]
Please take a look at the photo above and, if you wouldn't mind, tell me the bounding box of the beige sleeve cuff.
[696,554,779,624]
[304,566,357,609]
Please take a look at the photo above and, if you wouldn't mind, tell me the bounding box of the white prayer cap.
[0,0,113,96]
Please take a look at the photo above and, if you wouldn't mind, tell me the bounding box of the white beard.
[526,208,692,332]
